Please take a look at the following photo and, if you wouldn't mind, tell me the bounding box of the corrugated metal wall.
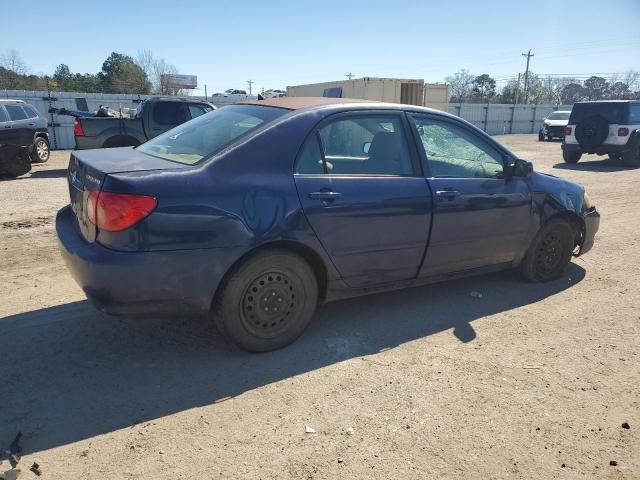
[448,103,572,135]
[2,88,572,149]
[0,90,155,149]
[0,90,220,149]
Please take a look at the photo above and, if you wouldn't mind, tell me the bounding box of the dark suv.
[0,99,50,177]
[562,100,640,167]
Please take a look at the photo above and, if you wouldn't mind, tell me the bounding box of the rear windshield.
[569,103,628,124]
[137,104,289,165]
[547,111,570,120]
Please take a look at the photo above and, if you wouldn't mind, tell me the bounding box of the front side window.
[152,102,186,126]
[188,104,213,119]
[5,105,28,121]
[138,104,288,165]
[410,116,504,179]
[297,115,413,175]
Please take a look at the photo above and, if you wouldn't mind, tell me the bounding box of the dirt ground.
[0,135,638,479]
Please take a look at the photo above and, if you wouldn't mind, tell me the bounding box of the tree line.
[0,49,184,95]
[446,69,640,104]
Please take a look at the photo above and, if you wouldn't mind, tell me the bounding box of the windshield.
[547,111,570,120]
[137,105,289,165]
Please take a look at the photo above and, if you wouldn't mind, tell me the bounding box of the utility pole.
[345,72,354,80]
[204,84,208,102]
[247,80,254,95]
[514,73,521,105]
[521,50,534,104]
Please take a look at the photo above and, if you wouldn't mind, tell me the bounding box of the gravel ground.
[0,136,638,479]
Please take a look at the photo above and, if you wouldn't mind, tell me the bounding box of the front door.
[408,114,532,277]
[294,113,432,288]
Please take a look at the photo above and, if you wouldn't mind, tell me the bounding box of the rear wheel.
[212,249,318,352]
[31,136,50,163]
[521,219,575,282]
[621,146,640,168]
[563,150,582,163]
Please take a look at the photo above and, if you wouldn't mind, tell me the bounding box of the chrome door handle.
[308,191,342,200]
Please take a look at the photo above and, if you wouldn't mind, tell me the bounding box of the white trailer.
[286,77,449,112]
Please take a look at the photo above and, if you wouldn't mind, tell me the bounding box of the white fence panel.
[448,103,572,135]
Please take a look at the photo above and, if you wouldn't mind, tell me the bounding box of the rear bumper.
[562,142,632,156]
[56,205,244,316]
[578,207,600,256]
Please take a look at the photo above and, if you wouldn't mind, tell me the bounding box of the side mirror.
[362,142,371,154]
[514,158,534,178]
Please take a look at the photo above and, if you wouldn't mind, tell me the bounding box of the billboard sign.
[161,74,198,89]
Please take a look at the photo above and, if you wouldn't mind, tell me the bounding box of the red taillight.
[564,127,572,136]
[86,191,157,232]
[73,119,85,136]
[618,127,629,136]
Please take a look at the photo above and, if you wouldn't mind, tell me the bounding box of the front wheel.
[538,131,545,141]
[521,219,575,282]
[562,149,582,163]
[212,249,318,352]
[31,137,50,163]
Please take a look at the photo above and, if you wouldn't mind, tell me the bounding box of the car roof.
[0,99,26,104]
[240,96,379,110]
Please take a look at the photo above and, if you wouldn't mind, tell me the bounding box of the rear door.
[3,104,32,146]
[0,106,21,145]
[294,112,433,288]
[147,101,188,138]
[408,114,532,276]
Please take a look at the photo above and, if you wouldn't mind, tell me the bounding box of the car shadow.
[553,159,639,172]
[0,264,585,454]
[28,168,68,179]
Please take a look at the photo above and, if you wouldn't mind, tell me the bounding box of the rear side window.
[23,105,40,118]
[5,104,28,121]
[569,103,627,125]
[629,104,640,124]
[0,107,8,122]
[297,115,414,176]
[152,102,186,126]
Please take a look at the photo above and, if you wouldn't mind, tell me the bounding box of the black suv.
[0,99,50,177]
[562,100,640,167]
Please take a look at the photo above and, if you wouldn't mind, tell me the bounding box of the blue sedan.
[56,97,600,352]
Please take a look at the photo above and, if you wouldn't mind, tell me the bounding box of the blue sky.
[2,0,639,94]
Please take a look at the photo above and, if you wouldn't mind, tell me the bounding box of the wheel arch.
[103,135,141,148]
[211,240,329,310]
[544,211,584,251]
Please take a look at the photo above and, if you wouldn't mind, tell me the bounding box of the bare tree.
[0,49,28,75]
[622,70,639,92]
[135,50,182,95]
[445,69,475,103]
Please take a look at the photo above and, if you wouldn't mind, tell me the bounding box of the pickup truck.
[73,97,215,150]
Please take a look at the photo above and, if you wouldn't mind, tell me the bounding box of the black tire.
[31,136,50,163]
[562,149,582,163]
[538,131,545,141]
[212,249,318,352]
[621,146,640,168]
[521,219,575,282]
[575,115,609,150]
